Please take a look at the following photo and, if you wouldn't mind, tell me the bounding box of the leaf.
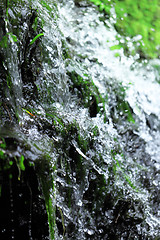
[0,150,5,158]
[22,108,36,117]
[114,52,121,57]
[41,0,53,12]
[9,33,18,42]
[19,155,25,171]
[110,44,122,50]
[29,33,44,45]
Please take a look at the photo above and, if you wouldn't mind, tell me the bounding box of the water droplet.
[77,200,82,206]
[87,229,95,235]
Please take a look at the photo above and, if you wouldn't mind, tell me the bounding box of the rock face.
[0,0,160,239]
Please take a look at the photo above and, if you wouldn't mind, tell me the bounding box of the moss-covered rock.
[0,136,50,239]
[0,0,159,239]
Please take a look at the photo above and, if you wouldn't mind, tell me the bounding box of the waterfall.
[0,0,160,239]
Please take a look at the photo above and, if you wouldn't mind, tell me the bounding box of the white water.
[31,0,160,238]
[1,0,160,238]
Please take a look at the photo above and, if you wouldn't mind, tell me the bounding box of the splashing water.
[0,0,160,239]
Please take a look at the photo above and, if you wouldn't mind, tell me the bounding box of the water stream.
[0,0,160,239]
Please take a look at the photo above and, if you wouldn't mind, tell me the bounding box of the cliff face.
[0,0,160,239]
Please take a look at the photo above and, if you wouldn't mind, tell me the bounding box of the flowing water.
[0,0,160,239]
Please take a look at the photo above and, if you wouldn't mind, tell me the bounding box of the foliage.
[29,33,44,46]
[0,138,6,161]
[0,33,18,48]
[89,0,160,58]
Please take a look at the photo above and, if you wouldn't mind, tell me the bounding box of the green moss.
[61,39,72,60]
[32,12,39,31]
[46,197,55,240]
[0,150,5,159]
[6,75,12,89]
[0,139,13,171]
[0,31,18,48]
[41,0,53,12]
[118,101,135,123]
[37,157,56,240]
[90,0,160,58]
[65,160,72,208]
[67,71,90,105]
[111,150,139,192]
[67,70,107,121]
[109,83,135,123]
[0,35,8,48]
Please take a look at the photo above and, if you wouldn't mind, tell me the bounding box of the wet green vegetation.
[89,0,160,58]
[67,70,107,120]
[0,136,50,238]
[0,0,160,239]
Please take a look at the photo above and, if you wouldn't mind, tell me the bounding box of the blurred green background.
[90,0,160,59]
